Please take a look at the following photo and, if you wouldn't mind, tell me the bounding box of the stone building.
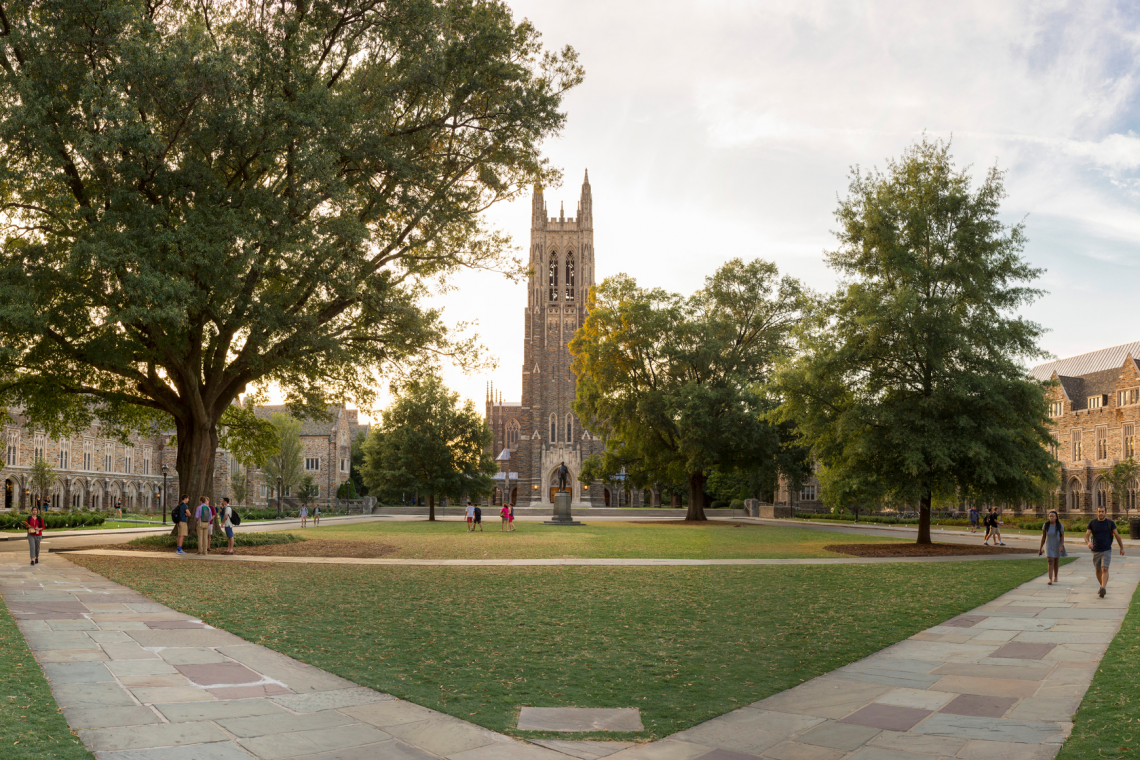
[1033,341,1140,515]
[2,403,355,511]
[247,405,353,506]
[1,409,167,512]
[485,173,626,508]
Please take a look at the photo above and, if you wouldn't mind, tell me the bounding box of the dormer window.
[1049,401,1064,417]
[1119,388,1140,406]
[1088,394,1107,410]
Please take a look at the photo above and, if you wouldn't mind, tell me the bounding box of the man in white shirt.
[221,497,235,555]
[465,502,475,532]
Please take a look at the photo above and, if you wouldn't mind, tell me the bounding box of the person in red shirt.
[26,506,44,566]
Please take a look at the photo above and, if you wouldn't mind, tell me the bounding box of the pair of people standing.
[499,502,516,531]
[465,501,483,532]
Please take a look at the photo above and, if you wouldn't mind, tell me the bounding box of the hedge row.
[0,513,105,530]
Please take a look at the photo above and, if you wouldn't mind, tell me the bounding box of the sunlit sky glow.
[389,0,1140,418]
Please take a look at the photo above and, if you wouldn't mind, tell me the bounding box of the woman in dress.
[1037,510,1066,585]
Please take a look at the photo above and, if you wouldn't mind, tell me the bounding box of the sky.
[410,0,1140,415]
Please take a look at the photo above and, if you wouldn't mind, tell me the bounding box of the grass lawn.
[1055,579,1140,760]
[0,597,95,759]
[285,520,907,559]
[69,554,1048,741]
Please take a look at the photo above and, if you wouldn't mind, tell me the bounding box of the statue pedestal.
[544,490,582,526]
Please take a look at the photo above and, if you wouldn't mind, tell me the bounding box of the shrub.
[0,513,105,530]
[127,531,306,550]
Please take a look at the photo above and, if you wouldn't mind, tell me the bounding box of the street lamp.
[277,475,282,518]
[161,464,169,525]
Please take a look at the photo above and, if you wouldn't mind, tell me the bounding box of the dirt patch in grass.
[87,539,400,558]
[825,542,1036,557]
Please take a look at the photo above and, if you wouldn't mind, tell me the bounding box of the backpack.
[229,507,241,526]
[474,506,482,519]
[197,504,212,523]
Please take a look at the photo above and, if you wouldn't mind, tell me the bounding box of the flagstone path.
[1,552,1134,759]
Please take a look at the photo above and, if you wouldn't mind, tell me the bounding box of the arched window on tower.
[507,419,520,448]
[548,253,559,301]
[549,414,557,443]
[565,414,574,442]
[565,255,575,301]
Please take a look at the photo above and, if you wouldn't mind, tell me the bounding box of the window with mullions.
[565,255,575,301]
[548,253,559,301]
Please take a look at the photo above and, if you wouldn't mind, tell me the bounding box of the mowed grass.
[1056,579,1140,760]
[290,519,906,559]
[68,555,1047,740]
[0,597,95,759]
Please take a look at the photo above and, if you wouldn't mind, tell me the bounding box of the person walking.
[313,505,320,526]
[220,497,235,555]
[26,505,44,566]
[172,495,190,555]
[968,506,979,534]
[300,505,308,528]
[1037,510,1066,585]
[195,497,212,555]
[991,509,1006,546]
[508,501,516,532]
[465,501,475,532]
[115,499,122,519]
[1086,505,1125,598]
[500,502,509,532]
[982,507,994,545]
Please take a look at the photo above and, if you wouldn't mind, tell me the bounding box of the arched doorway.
[603,488,611,507]
[3,479,12,511]
[509,487,517,505]
[1067,478,1081,512]
[548,466,576,503]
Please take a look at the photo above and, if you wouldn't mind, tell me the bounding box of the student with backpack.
[473,504,483,532]
[195,497,213,555]
[220,497,236,555]
[172,495,190,555]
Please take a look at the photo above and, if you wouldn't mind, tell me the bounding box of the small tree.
[28,457,56,511]
[229,469,249,508]
[261,414,305,517]
[296,476,320,510]
[361,374,495,521]
[1103,458,1140,515]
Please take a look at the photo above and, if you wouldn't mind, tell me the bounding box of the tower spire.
[531,184,545,230]
[578,168,592,229]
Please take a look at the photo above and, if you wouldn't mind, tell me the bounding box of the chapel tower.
[485,171,606,507]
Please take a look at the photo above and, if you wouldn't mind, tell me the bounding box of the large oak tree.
[571,258,807,521]
[0,0,581,506]
[774,139,1056,544]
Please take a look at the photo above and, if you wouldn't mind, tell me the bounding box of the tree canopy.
[774,138,1056,543]
[0,0,582,506]
[360,373,494,520]
[571,258,808,520]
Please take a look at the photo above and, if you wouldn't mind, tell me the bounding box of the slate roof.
[254,405,342,437]
[1030,341,1140,381]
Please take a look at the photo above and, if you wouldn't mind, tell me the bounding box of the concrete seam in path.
[57,548,1043,566]
[4,553,1135,759]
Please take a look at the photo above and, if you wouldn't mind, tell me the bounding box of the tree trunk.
[917,486,932,545]
[168,418,219,538]
[428,493,435,522]
[686,472,707,521]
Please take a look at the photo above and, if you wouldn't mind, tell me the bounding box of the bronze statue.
[557,462,569,492]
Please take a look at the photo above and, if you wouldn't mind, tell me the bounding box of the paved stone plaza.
[0,551,1134,759]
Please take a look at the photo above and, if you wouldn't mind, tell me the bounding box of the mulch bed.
[85,540,401,559]
[625,520,759,527]
[825,542,1037,557]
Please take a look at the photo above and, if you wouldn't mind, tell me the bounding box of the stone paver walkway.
[2,552,1135,759]
[63,548,1040,566]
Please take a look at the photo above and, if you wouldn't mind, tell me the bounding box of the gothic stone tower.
[485,171,605,508]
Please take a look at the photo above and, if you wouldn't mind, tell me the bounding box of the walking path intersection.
[1,544,1135,759]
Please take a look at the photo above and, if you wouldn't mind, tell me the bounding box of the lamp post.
[277,475,282,518]
[161,464,169,524]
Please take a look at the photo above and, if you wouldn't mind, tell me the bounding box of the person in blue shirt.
[1085,506,1125,598]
